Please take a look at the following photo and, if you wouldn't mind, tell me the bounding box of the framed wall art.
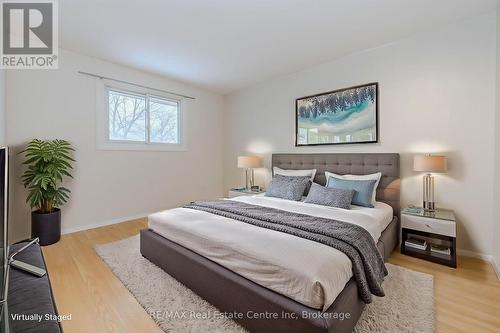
[296,82,378,146]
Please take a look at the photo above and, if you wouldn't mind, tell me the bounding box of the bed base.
[140,216,398,333]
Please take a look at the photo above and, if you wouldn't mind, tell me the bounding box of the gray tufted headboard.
[272,153,400,215]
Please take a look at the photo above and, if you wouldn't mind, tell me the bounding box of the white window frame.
[96,80,187,152]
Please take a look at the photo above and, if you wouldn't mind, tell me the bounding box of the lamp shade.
[413,155,447,173]
[237,156,262,169]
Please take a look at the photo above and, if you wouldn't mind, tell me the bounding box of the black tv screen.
[0,147,7,302]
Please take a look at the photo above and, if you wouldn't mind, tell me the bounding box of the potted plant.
[20,139,75,246]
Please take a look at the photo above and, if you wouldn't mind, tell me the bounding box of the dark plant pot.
[31,208,61,246]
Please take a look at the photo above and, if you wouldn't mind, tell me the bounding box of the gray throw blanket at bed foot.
[184,200,388,304]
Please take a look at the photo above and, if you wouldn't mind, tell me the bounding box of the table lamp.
[237,156,262,190]
[413,154,448,212]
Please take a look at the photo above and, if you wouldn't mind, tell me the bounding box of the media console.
[5,241,61,333]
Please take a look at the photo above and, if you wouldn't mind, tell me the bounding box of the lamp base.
[245,168,255,190]
[423,201,435,212]
[422,174,436,212]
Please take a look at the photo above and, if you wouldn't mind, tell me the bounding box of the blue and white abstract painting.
[296,83,378,145]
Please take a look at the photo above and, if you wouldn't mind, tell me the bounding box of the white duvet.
[148,195,392,311]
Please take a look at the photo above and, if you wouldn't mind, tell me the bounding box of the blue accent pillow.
[326,177,377,208]
[265,175,311,201]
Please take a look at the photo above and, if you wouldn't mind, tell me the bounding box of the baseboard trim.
[457,249,500,279]
[492,257,500,280]
[456,249,492,262]
[61,212,152,235]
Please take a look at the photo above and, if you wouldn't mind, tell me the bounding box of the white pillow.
[273,167,317,182]
[325,171,382,204]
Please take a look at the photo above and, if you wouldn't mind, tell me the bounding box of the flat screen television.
[0,147,45,332]
[0,147,8,302]
[0,147,9,332]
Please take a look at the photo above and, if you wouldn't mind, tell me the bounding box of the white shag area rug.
[96,236,434,333]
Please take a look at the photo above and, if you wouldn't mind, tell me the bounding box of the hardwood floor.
[42,218,500,333]
[42,218,162,333]
[389,253,500,333]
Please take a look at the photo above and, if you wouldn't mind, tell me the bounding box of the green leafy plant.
[20,139,75,214]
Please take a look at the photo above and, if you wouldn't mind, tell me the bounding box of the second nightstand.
[227,189,265,198]
[401,207,457,268]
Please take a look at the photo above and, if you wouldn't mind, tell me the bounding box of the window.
[106,88,181,145]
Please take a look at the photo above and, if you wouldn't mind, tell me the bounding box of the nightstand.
[401,207,457,268]
[228,189,265,198]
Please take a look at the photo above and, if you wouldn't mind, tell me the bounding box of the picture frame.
[295,82,379,146]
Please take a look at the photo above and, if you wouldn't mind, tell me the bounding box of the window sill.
[96,141,187,152]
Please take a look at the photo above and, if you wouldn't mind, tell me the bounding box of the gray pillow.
[265,175,311,201]
[304,183,355,209]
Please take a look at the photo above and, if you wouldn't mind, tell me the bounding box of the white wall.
[224,14,496,256]
[6,49,225,242]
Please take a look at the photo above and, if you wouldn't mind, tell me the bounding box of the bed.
[140,153,400,333]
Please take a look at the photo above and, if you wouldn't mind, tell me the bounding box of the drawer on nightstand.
[402,214,456,237]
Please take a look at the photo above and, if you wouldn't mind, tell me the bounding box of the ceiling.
[60,0,497,94]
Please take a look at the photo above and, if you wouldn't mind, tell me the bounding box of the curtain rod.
[77,71,196,100]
